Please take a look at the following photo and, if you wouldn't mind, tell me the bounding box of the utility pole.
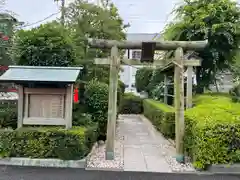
[96,0,101,6]
[54,0,65,26]
[61,0,65,26]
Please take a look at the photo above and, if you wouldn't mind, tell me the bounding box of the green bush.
[84,80,109,138]
[119,93,143,114]
[229,84,240,102]
[135,68,153,92]
[118,80,125,94]
[84,79,109,114]
[72,103,95,126]
[147,68,164,95]
[143,99,175,139]
[0,126,98,160]
[185,95,240,169]
[73,112,94,127]
[91,111,107,139]
[0,104,17,129]
[193,92,230,105]
[117,85,124,107]
[82,64,110,83]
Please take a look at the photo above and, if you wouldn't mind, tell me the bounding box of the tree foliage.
[147,68,165,93]
[10,0,126,81]
[135,67,153,92]
[11,21,76,66]
[162,0,240,91]
[0,12,18,68]
[65,0,126,82]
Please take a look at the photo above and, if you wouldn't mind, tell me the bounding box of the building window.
[132,50,141,60]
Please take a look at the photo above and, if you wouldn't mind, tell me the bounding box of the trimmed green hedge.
[193,92,230,105]
[0,126,98,160]
[143,94,240,169]
[185,95,240,169]
[143,99,175,139]
[119,93,143,114]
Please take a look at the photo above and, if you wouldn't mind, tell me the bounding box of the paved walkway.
[118,115,174,172]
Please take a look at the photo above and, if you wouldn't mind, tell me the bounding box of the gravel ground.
[161,144,196,172]
[86,125,124,170]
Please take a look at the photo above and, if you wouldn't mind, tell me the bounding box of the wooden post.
[186,66,193,108]
[174,47,185,163]
[106,45,120,160]
[164,74,168,104]
[65,84,73,129]
[17,85,23,128]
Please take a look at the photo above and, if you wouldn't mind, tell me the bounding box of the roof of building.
[0,66,82,83]
[184,51,202,60]
[0,13,18,22]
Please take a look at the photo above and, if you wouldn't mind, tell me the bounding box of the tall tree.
[162,0,240,92]
[65,0,126,82]
[11,21,76,66]
[10,0,126,82]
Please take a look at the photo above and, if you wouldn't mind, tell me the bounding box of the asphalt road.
[0,166,240,180]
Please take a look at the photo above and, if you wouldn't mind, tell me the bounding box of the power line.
[127,19,171,23]
[18,11,61,28]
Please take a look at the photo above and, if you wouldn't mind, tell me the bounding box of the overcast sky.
[4,0,179,33]
[4,0,240,33]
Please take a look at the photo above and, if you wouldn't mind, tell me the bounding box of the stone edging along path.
[0,143,100,168]
[0,157,86,168]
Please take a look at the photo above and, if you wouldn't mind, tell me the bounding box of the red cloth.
[2,35,9,41]
[74,88,79,103]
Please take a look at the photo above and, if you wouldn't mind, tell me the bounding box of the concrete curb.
[85,167,124,171]
[0,157,86,168]
[208,164,240,173]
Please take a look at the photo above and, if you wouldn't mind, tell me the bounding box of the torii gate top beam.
[88,38,208,51]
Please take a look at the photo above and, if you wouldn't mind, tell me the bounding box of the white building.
[119,33,161,95]
[209,71,234,93]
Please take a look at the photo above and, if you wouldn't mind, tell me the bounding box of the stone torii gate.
[88,38,208,162]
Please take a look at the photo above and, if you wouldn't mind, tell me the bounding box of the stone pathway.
[86,114,195,172]
[119,115,171,172]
